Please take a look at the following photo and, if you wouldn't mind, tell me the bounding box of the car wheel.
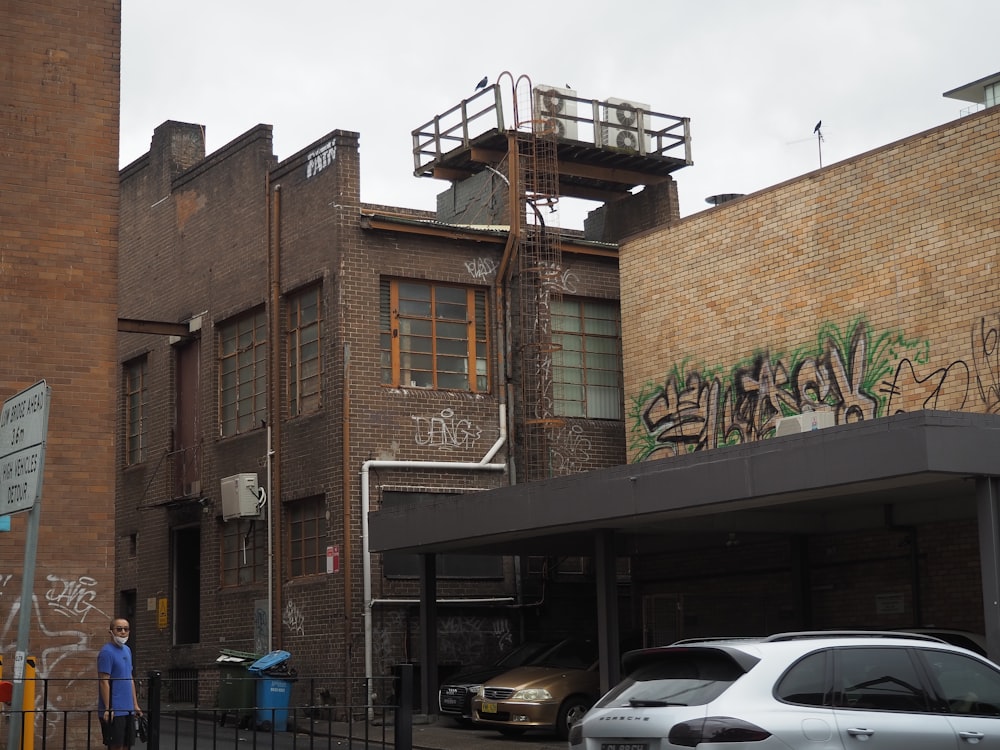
[498,727,526,738]
[557,695,593,740]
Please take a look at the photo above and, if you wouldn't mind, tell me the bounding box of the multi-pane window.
[987,82,999,108]
[288,285,322,416]
[219,308,267,437]
[552,299,623,419]
[288,496,325,577]
[379,279,489,392]
[125,356,148,465]
[221,520,266,586]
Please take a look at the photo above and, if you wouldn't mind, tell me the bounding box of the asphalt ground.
[296,714,567,750]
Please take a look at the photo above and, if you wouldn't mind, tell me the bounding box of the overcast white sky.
[121,1,999,227]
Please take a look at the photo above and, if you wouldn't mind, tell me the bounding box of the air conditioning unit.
[220,473,263,521]
[533,85,578,140]
[774,411,836,437]
[602,97,651,153]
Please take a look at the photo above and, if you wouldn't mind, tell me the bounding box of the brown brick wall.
[618,106,1000,637]
[632,522,985,639]
[0,0,120,720]
[622,106,1000,459]
[119,117,629,688]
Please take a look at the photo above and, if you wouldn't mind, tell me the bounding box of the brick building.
[369,81,1000,689]
[120,72,1000,717]
[116,81,682,707]
[0,0,120,736]
[616,94,1000,638]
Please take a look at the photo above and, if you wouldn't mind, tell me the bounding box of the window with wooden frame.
[125,356,148,465]
[287,284,322,416]
[221,520,266,586]
[552,298,623,419]
[379,279,489,392]
[288,495,326,578]
[219,308,267,437]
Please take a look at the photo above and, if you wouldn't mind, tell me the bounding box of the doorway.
[172,526,201,644]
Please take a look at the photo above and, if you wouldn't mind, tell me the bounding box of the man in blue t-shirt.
[98,617,143,749]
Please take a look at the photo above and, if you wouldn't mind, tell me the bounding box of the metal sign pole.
[7,500,43,750]
[0,381,51,750]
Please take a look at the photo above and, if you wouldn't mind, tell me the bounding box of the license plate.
[481,702,497,713]
[601,744,648,750]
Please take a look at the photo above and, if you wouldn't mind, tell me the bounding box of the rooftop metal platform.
[412,84,692,202]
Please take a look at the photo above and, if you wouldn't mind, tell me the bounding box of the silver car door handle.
[847,727,875,738]
[958,730,985,741]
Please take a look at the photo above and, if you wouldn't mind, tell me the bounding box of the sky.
[120,1,999,228]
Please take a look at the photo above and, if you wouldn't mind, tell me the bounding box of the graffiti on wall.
[283,598,305,637]
[306,140,336,178]
[437,614,512,663]
[538,261,578,294]
[45,574,104,622]
[465,257,499,281]
[1,572,109,728]
[370,609,514,675]
[413,408,482,450]
[550,424,593,476]
[629,317,986,461]
[972,316,1000,414]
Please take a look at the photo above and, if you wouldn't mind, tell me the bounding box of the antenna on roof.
[813,120,824,168]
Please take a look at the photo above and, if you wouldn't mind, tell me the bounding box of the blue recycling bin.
[248,650,294,732]
[255,676,292,731]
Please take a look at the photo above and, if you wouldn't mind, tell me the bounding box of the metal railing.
[0,667,414,750]
[411,84,692,177]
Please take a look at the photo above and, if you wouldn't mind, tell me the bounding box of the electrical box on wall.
[774,411,836,437]
[220,473,262,521]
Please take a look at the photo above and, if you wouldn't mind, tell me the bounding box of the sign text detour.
[0,382,50,515]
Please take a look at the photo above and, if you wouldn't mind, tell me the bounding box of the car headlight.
[474,686,485,699]
[511,688,552,701]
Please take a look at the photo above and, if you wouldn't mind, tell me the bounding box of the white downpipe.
[361,405,507,715]
[372,597,515,606]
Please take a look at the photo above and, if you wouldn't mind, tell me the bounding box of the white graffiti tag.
[45,574,106,622]
[538,261,578,293]
[306,141,336,178]
[283,598,305,636]
[464,257,499,280]
[551,424,593,475]
[413,408,481,450]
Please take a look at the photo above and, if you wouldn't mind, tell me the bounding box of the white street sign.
[0,381,50,516]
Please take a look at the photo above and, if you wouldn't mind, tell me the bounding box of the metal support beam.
[419,553,438,717]
[594,529,619,693]
[117,318,191,337]
[977,476,1000,661]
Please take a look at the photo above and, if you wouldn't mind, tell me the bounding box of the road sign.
[0,381,51,516]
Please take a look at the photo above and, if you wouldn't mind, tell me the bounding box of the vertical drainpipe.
[495,130,522,632]
[269,181,284,650]
[342,336,353,679]
[497,131,520,485]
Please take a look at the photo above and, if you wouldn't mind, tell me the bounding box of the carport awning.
[368,411,1000,557]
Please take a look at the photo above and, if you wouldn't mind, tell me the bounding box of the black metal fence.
[0,666,414,750]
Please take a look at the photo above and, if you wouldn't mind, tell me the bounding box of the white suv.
[571,631,1000,749]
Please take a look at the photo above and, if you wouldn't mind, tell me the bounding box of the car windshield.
[496,641,555,668]
[532,639,597,670]
[595,649,747,708]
